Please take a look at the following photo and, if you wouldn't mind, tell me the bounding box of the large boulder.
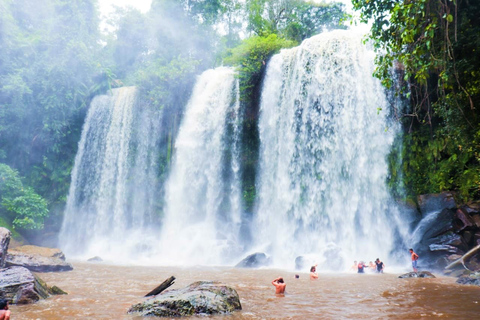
[6,245,72,272]
[418,192,456,216]
[10,245,66,260]
[0,266,50,304]
[399,271,436,278]
[235,252,270,268]
[0,227,11,268]
[128,281,241,317]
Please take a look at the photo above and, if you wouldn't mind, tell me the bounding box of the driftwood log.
[145,276,175,297]
[445,244,480,270]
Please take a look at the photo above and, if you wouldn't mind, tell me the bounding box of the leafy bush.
[0,164,49,230]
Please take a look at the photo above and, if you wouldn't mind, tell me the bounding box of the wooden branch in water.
[445,244,480,271]
[145,276,176,297]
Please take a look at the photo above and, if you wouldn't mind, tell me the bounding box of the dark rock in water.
[418,192,456,216]
[0,266,50,304]
[128,281,241,317]
[0,227,11,268]
[295,256,306,270]
[87,256,103,262]
[6,247,73,272]
[399,271,436,278]
[50,285,68,295]
[456,273,480,286]
[235,252,270,268]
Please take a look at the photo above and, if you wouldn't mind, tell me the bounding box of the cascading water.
[253,29,407,270]
[158,67,243,265]
[60,87,162,260]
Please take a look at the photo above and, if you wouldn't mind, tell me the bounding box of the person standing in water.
[272,277,286,294]
[310,265,318,280]
[0,299,11,320]
[351,260,358,272]
[375,258,385,273]
[409,248,419,272]
[357,261,366,273]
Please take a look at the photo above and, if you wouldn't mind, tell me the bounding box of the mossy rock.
[128,281,241,317]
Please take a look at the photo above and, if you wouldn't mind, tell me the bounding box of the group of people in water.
[352,258,385,273]
[272,249,420,294]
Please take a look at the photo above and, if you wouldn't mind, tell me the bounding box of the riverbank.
[10,262,480,319]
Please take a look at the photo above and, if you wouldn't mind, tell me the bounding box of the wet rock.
[471,214,480,229]
[456,272,480,286]
[446,254,463,261]
[429,244,463,254]
[0,266,49,304]
[10,245,66,260]
[235,252,270,268]
[443,268,471,277]
[6,247,73,272]
[295,256,306,270]
[430,231,467,252]
[0,227,11,268]
[50,285,68,295]
[453,208,474,232]
[399,271,436,278]
[128,281,241,317]
[87,256,103,262]
[418,192,456,216]
[463,201,480,214]
[474,232,480,246]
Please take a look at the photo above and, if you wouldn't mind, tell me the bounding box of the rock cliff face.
[128,281,242,317]
[413,193,480,271]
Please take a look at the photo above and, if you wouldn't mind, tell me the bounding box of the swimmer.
[310,265,318,280]
[0,299,11,320]
[272,277,286,294]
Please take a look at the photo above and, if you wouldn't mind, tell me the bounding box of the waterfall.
[60,87,162,260]
[254,29,407,270]
[158,67,243,265]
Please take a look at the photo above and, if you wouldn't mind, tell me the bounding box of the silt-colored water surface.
[10,263,480,319]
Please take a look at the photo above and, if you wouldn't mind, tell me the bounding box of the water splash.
[158,67,243,265]
[253,29,407,270]
[60,87,162,260]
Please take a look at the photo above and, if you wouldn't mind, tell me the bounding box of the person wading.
[272,277,286,294]
[0,299,11,320]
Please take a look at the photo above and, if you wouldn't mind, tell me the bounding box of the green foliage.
[224,34,296,99]
[246,0,346,41]
[0,164,49,230]
[353,0,480,201]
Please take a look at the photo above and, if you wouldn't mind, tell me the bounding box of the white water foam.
[253,29,407,270]
[157,67,243,265]
[60,87,162,260]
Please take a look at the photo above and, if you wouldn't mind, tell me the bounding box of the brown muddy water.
[10,263,480,319]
